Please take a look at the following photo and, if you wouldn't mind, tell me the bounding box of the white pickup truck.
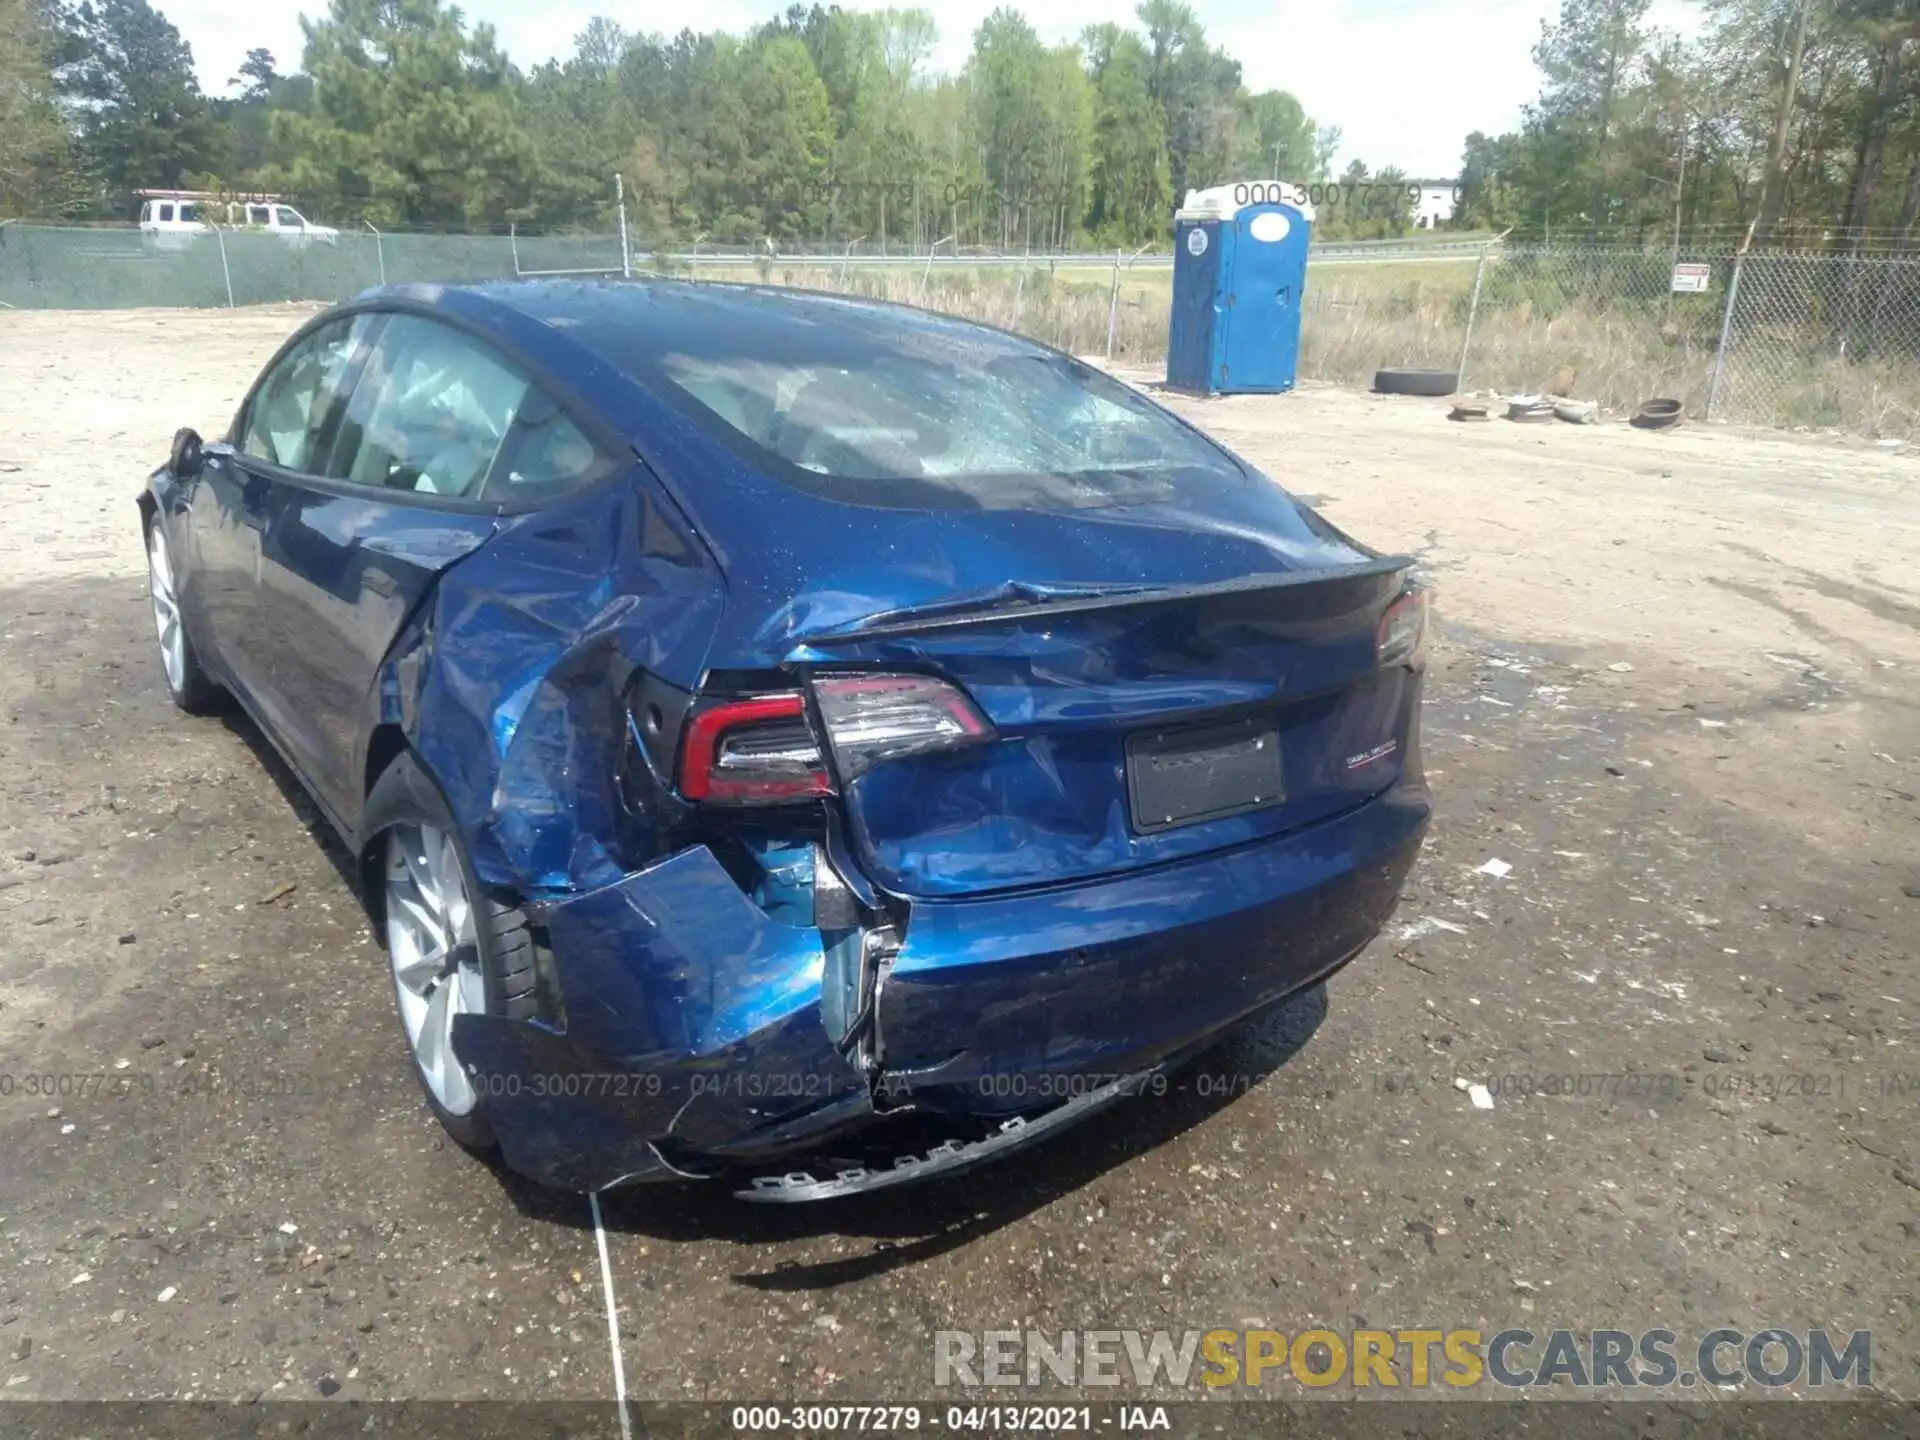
[136,195,340,250]
[235,201,340,247]
[137,197,210,250]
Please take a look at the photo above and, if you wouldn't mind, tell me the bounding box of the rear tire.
[1372,367,1459,397]
[360,751,538,1151]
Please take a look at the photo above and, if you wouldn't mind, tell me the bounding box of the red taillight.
[677,674,992,802]
[1377,586,1429,667]
[677,694,832,804]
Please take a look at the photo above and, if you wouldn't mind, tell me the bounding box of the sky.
[163,0,1706,181]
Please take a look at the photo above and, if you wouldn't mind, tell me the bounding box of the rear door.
[253,310,615,827]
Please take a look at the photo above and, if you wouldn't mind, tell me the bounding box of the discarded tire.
[1507,398,1556,423]
[1373,367,1459,397]
[1630,398,1683,430]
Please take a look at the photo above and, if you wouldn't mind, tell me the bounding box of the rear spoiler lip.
[801,554,1419,644]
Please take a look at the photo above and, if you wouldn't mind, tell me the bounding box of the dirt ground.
[2,308,1918,1419]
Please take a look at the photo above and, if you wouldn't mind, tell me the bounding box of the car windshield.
[649,347,1249,511]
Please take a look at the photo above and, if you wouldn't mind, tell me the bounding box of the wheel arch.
[357,723,413,898]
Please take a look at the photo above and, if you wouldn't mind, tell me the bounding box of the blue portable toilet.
[1166,181,1314,395]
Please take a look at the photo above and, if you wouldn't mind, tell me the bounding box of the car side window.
[325,315,530,498]
[239,317,367,473]
[484,391,619,503]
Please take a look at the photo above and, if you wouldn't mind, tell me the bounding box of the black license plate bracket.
[1126,714,1284,834]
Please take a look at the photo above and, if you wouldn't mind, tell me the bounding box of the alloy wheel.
[146,525,186,694]
[383,823,484,1117]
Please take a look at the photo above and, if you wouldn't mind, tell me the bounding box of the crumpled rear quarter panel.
[380,474,722,895]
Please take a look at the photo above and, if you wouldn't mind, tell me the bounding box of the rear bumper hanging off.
[450,782,1428,1196]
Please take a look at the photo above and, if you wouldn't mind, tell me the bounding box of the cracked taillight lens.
[678,694,831,804]
[812,673,992,782]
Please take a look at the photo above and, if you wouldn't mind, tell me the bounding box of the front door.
[194,314,372,718]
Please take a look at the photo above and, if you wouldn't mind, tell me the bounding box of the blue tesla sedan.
[142,280,1429,1200]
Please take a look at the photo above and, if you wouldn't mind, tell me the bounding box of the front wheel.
[361,752,539,1151]
[145,519,223,713]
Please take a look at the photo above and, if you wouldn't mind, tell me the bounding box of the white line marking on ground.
[589,1190,632,1440]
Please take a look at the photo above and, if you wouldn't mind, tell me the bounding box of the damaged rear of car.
[145,279,1428,1200]
[427,284,1430,1198]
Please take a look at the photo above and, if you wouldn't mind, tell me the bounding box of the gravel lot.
[2,307,1918,1418]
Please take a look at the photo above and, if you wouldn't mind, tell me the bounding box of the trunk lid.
[794,555,1419,899]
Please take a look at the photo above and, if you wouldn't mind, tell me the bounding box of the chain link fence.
[1280,244,1731,415]
[1291,242,1920,438]
[10,222,1920,440]
[1710,251,1920,437]
[0,224,627,308]
[1457,246,1736,415]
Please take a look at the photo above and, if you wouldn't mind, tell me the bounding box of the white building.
[1411,179,1460,231]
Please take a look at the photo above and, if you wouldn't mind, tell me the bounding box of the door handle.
[239,473,273,530]
[363,571,398,599]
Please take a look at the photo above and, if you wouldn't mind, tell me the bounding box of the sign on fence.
[1670,262,1711,294]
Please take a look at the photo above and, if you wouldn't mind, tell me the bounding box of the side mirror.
[169,427,204,479]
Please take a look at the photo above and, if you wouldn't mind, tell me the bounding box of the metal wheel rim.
[146,526,185,694]
[384,824,482,1117]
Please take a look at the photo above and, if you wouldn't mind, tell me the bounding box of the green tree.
[740,33,834,240]
[0,0,76,215]
[523,19,627,227]
[1529,0,1654,229]
[1239,89,1320,183]
[1083,21,1169,241]
[1457,130,1526,230]
[964,11,1093,248]
[1831,0,1920,248]
[233,45,275,99]
[1135,0,1242,200]
[215,47,308,181]
[51,0,222,211]
[28,0,1361,247]
[273,0,538,227]
[849,9,938,246]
